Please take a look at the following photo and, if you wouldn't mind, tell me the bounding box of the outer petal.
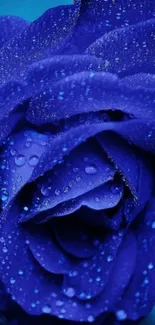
[0,3,80,83]
[0,16,29,48]
[114,197,155,320]
[66,0,155,53]
[85,19,155,76]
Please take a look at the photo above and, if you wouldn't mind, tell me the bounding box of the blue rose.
[0,1,155,324]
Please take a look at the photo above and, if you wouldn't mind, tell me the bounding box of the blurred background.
[0,0,154,324]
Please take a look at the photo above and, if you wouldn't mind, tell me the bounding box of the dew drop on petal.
[10,277,16,284]
[10,149,17,156]
[18,269,23,275]
[1,188,8,202]
[28,155,39,166]
[23,206,29,212]
[85,164,97,175]
[87,315,95,322]
[56,300,64,306]
[111,184,120,194]
[63,287,76,298]
[116,309,127,321]
[148,263,154,270]
[2,247,8,253]
[41,185,51,197]
[151,221,155,229]
[107,255,113,262]
[55,189,60,196]
[15,154,26,167]
[62,146,68,152]
[42,305,51,313]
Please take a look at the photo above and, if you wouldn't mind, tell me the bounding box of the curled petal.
[86,19,155,76]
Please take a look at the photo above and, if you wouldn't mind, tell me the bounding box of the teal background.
[0,0,72,21]
[0,0,154,324]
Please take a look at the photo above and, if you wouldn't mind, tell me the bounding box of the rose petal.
[54,217,97,259]
[26,71,155,126]
[97,133,154,205]
[27,226,73,275]
[0,129,50,206]
[71,0,154,53]
[114,197,155,320]
[61,230,136,305]
[0,16,29,48]
[85,19,155,76]
[0,3,80,83]
[19,140,116,222]
[0,203,129,321]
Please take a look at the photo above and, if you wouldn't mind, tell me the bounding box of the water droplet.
[152,221,155,229]
[62,146,68,152]
[28,155,39,166]
[68,270,78,277]
[75,176,81,182]
[116,310,127,321]
[64,186,69,193]
[56,300,64,306]
[23,206,28,212]
[111,184,120,194]
[107,255,113,262]
[41,185,51,197]
[63,287,76,298]
[10,149,17,156]
[18,269,23,275]
[2,247,8,253]
[73,167,79,173]
[55,189,60,196]
[144,277,149,284]
[88,315,95,322]
[148,263,153,270]
[89,72,95,78]
[10,277,16,284]
[15,154,26,167]
[42,305,51,313]
[1,188,8,202]
[85,164,97,175]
